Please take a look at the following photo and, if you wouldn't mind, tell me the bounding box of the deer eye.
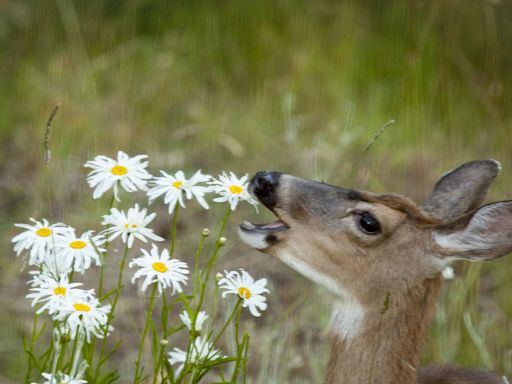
[354,212,381,235]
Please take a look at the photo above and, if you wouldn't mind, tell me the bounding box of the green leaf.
[100,340,123,365]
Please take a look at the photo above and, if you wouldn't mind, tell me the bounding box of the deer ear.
[433,201,512,260]
[422,160,501,223]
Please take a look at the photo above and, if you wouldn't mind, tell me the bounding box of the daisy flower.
[168,336,223,376]
[147,170,212,214]
[209,172,258,211]
[84,151,152,201]
[101,204,163,248]
[129,244,189,294]
[218,269,269,317]
[55,229,105,273]
[55,295,112,342]
[34,372,87,384]
[26,274,92,315]
[55,230,105,273]
[12,218,71,265]
[32,250,73,277]
[179,310,208,332]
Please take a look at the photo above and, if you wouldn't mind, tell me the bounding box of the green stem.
[55,330,69,373]
[212,300,242,347]
[50,328,62,381]
[193,233,207,297]
[197,208,231,316]
[169,204,180,257]
[242,334,250,384]
[134,284,159,383]
[98,192,116,298]
[94,242,130,381]
[24,313,39,383]
[69,330,85,378]
[153,293,170,383]
[152,344,165,384]
[230,306,244,382]
[217,207,231,241]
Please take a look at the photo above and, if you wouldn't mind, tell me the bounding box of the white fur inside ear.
[432,203,504,255]
[433,231,495,254]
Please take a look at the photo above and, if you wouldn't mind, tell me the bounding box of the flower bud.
[202,228,210,237]
[219,237,227,245]
[160,339,169,346]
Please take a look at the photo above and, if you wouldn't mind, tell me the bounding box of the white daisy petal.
[84,151,152,201]
[54,294,112,343]
[54,230,105,273]
[208,172,258,211]
[101,204,163,248]
[179,310,209,332]
[26,274,93,315]
[12,218,71,266]
[147,169,212,214]
[129,244,189,294]
[218,269,269,317]
[38,372,87,384]
[167,336,223,378]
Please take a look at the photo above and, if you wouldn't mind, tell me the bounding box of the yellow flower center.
[53,286,66,296]
[172,180,183,189]
[73,303,91,312]
[238,287,251,299]
[36,227,52,237]
[229,185,244,195]
[152,262,168,273]
[69,240,87,249]
[124,223,138,230]
[111,165,128,176]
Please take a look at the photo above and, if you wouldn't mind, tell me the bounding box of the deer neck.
[325,274,443,384]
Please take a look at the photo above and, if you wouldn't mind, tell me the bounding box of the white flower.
[26,274,92,315]
[179,310,208,332]
[12,218,71,265]
[168,336,223,377]
[209,172,258,211]
[55,295,112,343]
[55,230,105,273]
[147,170,211,214]
[34,372,87,384]
[442,266,455,280]
[101,204,163,248]
[129,244,189,294]
[84,151,152,201]
[33,251,73,277]
[218,269,269,317]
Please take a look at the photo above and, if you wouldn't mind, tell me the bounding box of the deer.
[238,160,512,384]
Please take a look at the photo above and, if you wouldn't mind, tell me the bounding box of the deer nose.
[250,171,281,209]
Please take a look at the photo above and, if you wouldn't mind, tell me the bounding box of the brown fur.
[326,275,443,384]
[361,192,441,227]
[244,162,509,384]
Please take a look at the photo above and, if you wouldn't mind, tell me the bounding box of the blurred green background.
[1,0,511,382]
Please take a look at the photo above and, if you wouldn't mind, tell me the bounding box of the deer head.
[239,160,512,383]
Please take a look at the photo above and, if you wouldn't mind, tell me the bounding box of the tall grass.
[1,0,511,382]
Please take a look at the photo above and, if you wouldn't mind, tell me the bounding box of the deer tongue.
[240,220,289,233]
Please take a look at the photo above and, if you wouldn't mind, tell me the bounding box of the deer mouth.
[239,219,289,234]
[238,218,289,250]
